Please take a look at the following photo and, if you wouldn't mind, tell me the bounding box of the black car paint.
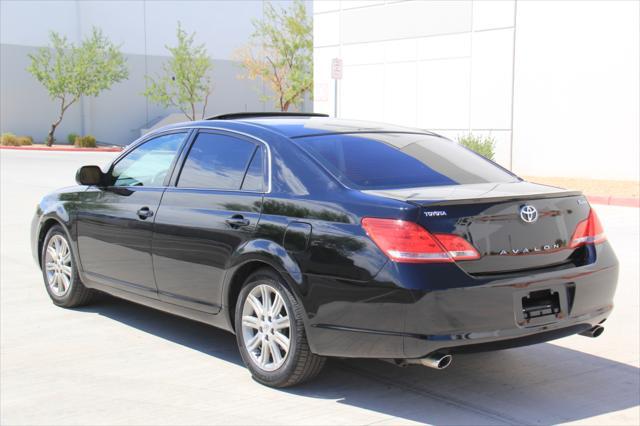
[31,117,619,360]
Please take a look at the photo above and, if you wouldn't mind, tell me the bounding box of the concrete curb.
[0,145,123,152]
[587,195,639,208]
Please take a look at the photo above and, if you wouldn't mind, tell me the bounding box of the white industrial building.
[313,0,639,180]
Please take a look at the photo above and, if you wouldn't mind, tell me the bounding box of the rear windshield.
[292,133,518,190]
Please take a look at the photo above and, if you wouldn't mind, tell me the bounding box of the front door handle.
[225,215,250,228]
[137,207,154,220]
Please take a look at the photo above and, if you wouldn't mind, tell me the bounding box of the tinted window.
[293,133,518,190]
[112,133,185,187]
[241,147,265,191]
[178,133,257,190]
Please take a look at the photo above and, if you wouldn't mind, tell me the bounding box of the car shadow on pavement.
[79,295,639,425]
[77,294,245,367]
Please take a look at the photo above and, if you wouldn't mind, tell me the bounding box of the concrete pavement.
[1,150,638,425]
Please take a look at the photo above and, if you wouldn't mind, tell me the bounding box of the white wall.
[512,0,639,180]
[313,0,639,180]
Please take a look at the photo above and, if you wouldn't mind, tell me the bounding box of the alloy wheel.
[241,284,291,371]
[45,234,72,297]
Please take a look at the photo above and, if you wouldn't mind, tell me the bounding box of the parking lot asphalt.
[1,149,638,425]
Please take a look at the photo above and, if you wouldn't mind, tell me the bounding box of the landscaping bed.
[0,143,122,152]
[524,176,639,207]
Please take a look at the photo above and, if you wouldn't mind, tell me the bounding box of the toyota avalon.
[31,113,618,387]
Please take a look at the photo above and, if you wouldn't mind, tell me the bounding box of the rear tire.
[235,268,325,387]
[41,225,95,308]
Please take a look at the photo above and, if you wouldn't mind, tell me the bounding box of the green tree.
[238,0,313,111]
[458,134,496,160]
[144,23,213,121]
[27,28,128,146]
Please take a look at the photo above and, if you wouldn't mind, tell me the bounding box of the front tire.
[235,268,325,387]
[41,225,95,307]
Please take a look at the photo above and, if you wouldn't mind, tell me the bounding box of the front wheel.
[235,268,325,387]
[41,225,95,307]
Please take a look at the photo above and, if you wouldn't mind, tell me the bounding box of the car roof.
[234,117,437,138]
[157,115,439,139]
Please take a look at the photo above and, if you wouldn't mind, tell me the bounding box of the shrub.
[1,133,32,146]
[74,135,97,148]
[458,134,495,160]
[67,133,79,144]
[1,133,19,146]
[16,135,33,146]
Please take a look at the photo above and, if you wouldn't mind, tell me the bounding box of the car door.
[152,130,266,312]
[76,131,189,297]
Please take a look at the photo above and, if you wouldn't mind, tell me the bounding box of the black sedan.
[31,113,618,387]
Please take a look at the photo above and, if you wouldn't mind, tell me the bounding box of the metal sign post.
[331,58,343,118]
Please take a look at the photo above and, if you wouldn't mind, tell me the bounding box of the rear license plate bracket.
[522,289,561,320]
[514,284,570,327]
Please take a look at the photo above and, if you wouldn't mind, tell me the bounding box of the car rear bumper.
[304,243,618,359]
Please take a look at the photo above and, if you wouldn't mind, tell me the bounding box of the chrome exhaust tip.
[580,325,604,338]
[396,353,453,369]
[420,353,453,370]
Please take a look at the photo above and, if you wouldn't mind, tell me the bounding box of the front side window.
[293,133,519,190]
[177,132,261,190]
[111,133,186,187]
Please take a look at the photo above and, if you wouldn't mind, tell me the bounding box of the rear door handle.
[225,215,250,228]
[137,207,154,220]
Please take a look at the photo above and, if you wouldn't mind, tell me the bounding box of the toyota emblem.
[520,205,538,223]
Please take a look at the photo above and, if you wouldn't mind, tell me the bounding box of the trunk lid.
[365,182,591,275]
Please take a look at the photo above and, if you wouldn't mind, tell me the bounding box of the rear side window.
[293,133,518,190]
[177,132,260,190]
[240,147,265,192]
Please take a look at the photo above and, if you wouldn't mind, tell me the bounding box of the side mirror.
[75,165,104,186]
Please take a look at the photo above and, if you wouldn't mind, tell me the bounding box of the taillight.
[432,233,482,261]
[569,209,606,248]
[361,218,480,263]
